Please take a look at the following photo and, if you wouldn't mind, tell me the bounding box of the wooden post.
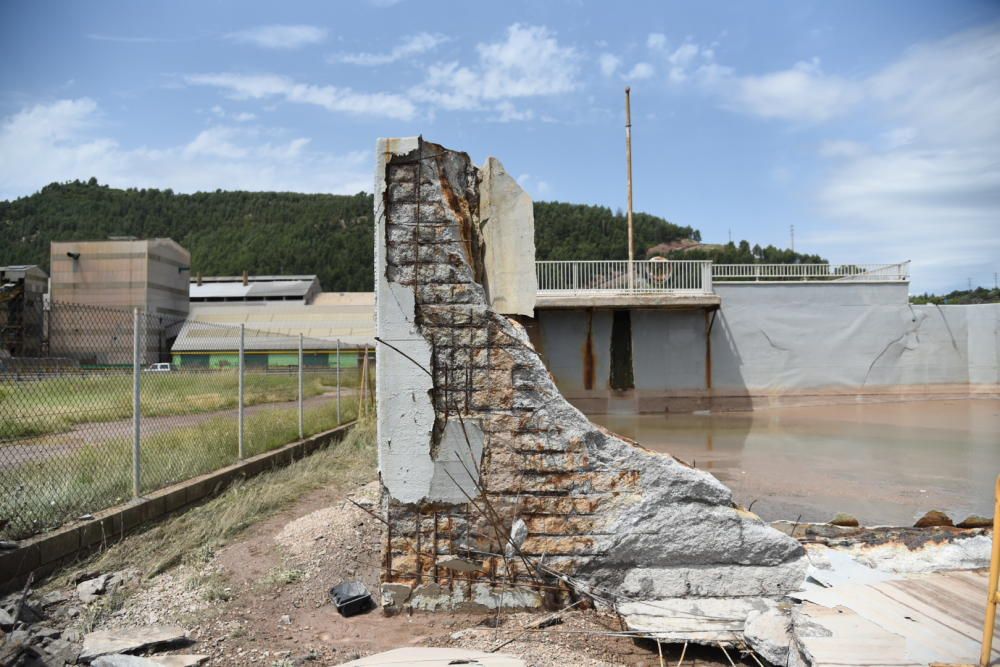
[980,474,1000,666]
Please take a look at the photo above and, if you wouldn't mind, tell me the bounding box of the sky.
[1,1,998,294]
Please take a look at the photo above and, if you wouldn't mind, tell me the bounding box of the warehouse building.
[171,275,373,369]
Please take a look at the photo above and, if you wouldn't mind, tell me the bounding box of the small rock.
[957,515,993,529]
[77,574,111,603]
[380,583,412,608]
[43,637,78,664]
[33,625,61,639]
[41,590,67,607]
[0,607,14,630]
[279,614,292,625]
[914,510,954,528]
[828,513,860,527]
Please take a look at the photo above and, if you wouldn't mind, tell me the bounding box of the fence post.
[238,323,245,461]
[336,339,341,424]
[132,308,141,499]
[297,333,304,440]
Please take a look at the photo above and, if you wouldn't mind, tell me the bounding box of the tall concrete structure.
[374,138,804,643]
[48,238,190,364]
[50,238,190,319]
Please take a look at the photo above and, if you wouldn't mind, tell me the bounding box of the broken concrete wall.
[374,137,805,624]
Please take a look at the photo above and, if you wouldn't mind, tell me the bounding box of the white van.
[147,362,172,372]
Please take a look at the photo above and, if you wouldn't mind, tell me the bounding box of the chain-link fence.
[0,301,369,541]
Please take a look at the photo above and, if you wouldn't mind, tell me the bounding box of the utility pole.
[790,225,795,252]
[625,87,635,292]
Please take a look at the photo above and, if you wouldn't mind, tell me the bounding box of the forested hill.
[0,179,816,291]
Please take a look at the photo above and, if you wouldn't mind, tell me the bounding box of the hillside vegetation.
[1,179,822,291]
[910,287,1000,305]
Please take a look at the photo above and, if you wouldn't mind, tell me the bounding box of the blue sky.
[1,1,998,293]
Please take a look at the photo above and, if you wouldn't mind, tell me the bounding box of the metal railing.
[0,301,366,541]
[711,262,910,282]
[536,260,713,296]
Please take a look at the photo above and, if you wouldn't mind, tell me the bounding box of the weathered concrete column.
[374,137,805,638]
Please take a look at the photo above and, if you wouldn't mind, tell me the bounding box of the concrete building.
[47,238,190,365]
[0,265,48,356]
[50,238,190,319]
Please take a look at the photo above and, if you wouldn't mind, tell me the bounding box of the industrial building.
[49,238,190,318]
[0,265,48,357]
[172,274,374,368]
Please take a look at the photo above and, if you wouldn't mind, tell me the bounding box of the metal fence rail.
[711,262,910,282]
[0,301,367,541]
[536,260,713,295]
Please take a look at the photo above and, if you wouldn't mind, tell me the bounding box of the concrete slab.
[340,647,524,666]
[535,293,721,310]
[792,569,999,666]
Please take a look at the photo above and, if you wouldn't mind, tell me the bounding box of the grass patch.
[0,397,360,540]
[0,367,361,439]
[59,415,375,580]
[260,566,306,588]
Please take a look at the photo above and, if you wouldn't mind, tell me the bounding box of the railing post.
[336,338,341,424]
[702,262,713,294]
[238,323,245,461]
[572,263,578,292]
[132,308,141,499]
[980,474,1000,666]
[297,333,304,440]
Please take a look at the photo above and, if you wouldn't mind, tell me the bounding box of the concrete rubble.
[373,137,807,644]
[79,626,189,662]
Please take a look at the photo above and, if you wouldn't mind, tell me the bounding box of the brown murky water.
[589,399,1000,526]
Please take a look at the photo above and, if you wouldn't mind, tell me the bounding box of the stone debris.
[827,512,859,527]
[743,601,797,666]
[79,626,188,662]
[957,514,992,528]
[914,509,954,527]
[77,573,120,603]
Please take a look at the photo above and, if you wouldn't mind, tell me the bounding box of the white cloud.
[186,72,416,120]
[647,33,667,51]
[722,59,862,122]
[227,25,327,50]
[599,53,622,77]
[0,99,370,199]
[625,62,655,80]
[411,24,579,113]
[331,32,447,66]
[812,24,1000,292]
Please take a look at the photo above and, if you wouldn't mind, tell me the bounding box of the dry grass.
[0,368,360,439]
[60,414,376,581]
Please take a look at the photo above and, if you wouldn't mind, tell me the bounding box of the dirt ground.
[68,480,747,666]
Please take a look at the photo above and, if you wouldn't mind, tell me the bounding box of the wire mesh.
[0,301,363,541]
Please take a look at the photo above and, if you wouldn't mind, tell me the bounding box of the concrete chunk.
[79,626,187,662]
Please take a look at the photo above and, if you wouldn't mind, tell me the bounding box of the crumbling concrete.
[373,137,805,639]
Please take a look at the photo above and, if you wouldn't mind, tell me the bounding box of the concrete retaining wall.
[535,282,1000,412]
